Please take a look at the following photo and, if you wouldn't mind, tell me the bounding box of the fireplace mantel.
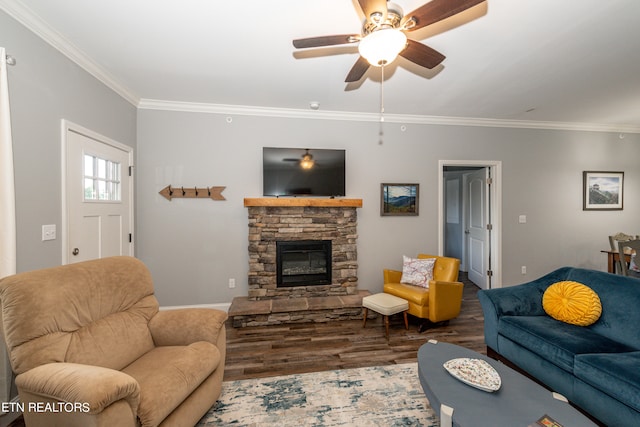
[244,198,362,208]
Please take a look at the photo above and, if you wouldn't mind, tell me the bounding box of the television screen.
[263,147,346,197]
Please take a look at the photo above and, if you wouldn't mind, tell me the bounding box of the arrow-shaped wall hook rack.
[159,185,226,201]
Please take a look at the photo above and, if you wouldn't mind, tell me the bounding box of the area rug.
[197,363,438,426]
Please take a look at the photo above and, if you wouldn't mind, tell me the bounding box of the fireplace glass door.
[276,240,332,287]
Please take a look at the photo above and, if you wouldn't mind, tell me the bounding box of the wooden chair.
[609,233,639,251]
[609,233,639,273]
[617,239,640,278]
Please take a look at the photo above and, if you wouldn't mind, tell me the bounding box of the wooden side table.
[601,250,631,274]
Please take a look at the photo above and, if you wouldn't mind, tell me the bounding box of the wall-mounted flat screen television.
[263,147,346,197]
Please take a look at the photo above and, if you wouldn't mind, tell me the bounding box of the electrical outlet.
[521,266,527,275]
[228,278,236,288]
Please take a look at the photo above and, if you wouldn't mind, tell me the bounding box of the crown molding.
[138,98,640,134]
[0,0,139,106]
[4,1,638,134]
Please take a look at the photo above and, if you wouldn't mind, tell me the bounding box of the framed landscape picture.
[381,183,419,216]
[583,171,624,210]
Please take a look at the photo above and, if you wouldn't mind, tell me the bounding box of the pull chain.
[379,65,385,145]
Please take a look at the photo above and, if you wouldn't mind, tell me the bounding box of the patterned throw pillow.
[542,281,602,326]
[400,256,436,288]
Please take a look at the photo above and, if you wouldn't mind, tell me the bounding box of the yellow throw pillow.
[542,281,602,326]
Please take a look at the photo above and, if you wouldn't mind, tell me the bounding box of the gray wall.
[137,109,639,306]
[4,9,639,307]
[2,11,137,272]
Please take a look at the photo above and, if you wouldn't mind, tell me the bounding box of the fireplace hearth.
[277,240,332,287]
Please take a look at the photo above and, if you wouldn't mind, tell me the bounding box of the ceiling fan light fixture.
[358,29,407,67]
[300,152,315,169]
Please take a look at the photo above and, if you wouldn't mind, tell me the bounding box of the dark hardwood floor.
[223,274,485,381]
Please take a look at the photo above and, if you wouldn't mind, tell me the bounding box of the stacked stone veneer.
[247,206,358,300]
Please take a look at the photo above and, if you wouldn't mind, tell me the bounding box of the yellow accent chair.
[383,254,463,331]
[0,256,228,427]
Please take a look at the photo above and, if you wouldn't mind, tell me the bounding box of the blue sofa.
[478,267,640,426]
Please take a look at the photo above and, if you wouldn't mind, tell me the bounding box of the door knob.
[72,248,79,256]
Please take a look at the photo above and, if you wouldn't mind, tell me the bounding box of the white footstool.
[362,293,409,338]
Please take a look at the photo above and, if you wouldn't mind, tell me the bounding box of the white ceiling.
[3,0,640,131]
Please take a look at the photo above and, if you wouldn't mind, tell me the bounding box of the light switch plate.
[42,224,56,241]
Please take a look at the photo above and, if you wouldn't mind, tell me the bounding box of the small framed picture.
[583,171,624,210]
[381,183,419,216]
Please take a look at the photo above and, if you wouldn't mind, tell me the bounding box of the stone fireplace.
[228,198,368,327]
[247,202,359,300]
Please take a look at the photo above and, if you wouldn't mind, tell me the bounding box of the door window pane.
[97,158,107,179]
[84,178,95,199]
[83,154,121,201]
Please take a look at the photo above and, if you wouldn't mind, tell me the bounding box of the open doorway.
[438,160,502,289]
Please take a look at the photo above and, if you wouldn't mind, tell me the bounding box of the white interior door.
[439,160,502,289]
[466,168,490,289]
[63,122,133,264]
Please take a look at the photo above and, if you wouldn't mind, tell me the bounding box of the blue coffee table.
[417,341,597,427]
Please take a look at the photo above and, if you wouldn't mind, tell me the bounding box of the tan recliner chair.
[383,254,463,332]
[0,256,227,427]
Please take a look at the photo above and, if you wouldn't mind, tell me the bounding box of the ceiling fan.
[283,149,316,169]
[292,0,486,82]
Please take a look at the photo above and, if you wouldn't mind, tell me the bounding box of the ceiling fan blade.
[399,40,446,69]
[402,0,486,32]
[345,56,370,83]
[293,34,360,49]
[357,0,388,23]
